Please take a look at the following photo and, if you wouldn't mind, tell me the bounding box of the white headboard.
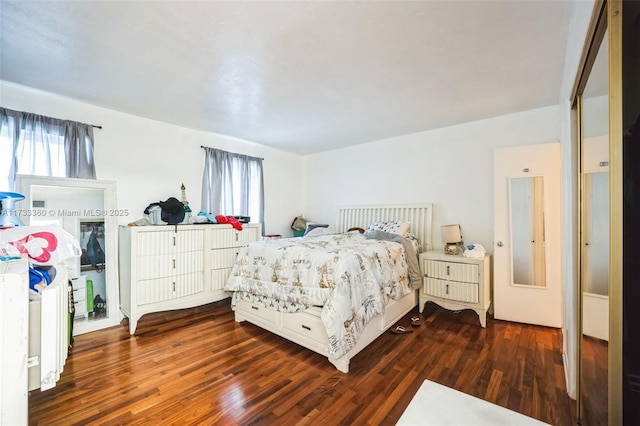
[336,204,433,252]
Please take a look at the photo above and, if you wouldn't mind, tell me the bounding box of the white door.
[493,143,562,327]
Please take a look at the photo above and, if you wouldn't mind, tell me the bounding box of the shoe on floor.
[391,325,413,334]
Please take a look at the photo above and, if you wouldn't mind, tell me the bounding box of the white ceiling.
[0,1,573,155]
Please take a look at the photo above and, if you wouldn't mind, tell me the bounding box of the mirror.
[509,176,546,287]
[579,25,609,426]
[15,175,120,335]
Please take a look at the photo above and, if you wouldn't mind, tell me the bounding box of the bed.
[224,204,433,372]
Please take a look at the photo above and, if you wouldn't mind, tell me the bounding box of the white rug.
[397,380,550,425]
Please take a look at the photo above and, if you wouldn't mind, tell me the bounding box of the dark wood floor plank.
[27,300,604,425]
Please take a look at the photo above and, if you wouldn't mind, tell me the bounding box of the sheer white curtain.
[201,147,264,232]
[0,108,96,191]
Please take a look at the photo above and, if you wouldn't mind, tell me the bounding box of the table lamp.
[441,224,463,255]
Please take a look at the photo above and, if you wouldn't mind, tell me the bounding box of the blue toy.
[0,192,25,227]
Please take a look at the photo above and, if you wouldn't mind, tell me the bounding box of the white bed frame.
[234,204,433,372]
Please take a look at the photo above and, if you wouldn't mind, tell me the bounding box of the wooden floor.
[581,335,608,426]
[28,300,591,425]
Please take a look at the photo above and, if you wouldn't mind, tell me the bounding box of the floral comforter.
[224,232,414,359]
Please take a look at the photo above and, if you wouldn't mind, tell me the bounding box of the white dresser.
[119,223,261,334]
[419,250,491,327]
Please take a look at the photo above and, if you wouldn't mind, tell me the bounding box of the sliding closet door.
[573,1,624,423]
[621,1,640,423]
[579,32,609,423]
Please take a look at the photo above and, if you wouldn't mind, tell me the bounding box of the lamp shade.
[441,224,462,243]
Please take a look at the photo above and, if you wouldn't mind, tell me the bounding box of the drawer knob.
[302,325,311,331]
[251,305,259,311]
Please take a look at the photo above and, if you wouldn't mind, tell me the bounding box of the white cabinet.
[1,258,29,426]
[419,250,491,327]
[119,224,261,334]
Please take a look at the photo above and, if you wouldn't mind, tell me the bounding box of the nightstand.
[419,250,491,327]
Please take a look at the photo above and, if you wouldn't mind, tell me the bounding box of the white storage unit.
[119,224,261,334]
[1,259,69,425]
[28,264,69,392]
[71,275,88,318]
[1,258,29,426]
[419,250,491,327]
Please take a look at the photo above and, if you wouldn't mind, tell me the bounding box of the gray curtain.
[0,108,19,191]
[0,107,96,191]
[64,121,95,179]
[202,147,264,233]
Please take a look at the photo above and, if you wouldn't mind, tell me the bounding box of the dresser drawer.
[424,277,478,304]
[71,276,87,317]
[136,272,203,305]
[73,300,88,317]
[137,253,203,280]
[211,247,238,270]
[282,310,328,345]
[137,229,204,255]
[73,289,88,317]
[72,287,86,303]
[211,225,261,249]
[211,268,232,292]
[424,260,479,283]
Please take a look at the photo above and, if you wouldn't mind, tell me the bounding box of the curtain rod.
[200,145,264,160]
[2,107,102,129]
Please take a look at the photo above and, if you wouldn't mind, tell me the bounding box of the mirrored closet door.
[16,175,120,335]
[579,26,609,425]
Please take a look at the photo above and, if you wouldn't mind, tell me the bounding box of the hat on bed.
[158,197,185,225]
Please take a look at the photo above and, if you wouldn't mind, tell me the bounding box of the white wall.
[302,105,560,253]
[0,81,303,236]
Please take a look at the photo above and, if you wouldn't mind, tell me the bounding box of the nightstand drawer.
[424,260,479,284]
[424,277,478,303]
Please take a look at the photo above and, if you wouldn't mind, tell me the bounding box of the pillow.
[405,231,422,253]
[305,227,333,237]
[366,220,410,236]
[304,223,329,235]
[347,227,366,234]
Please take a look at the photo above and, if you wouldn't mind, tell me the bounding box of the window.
[201,147,264,232]
[0,108,96,191]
